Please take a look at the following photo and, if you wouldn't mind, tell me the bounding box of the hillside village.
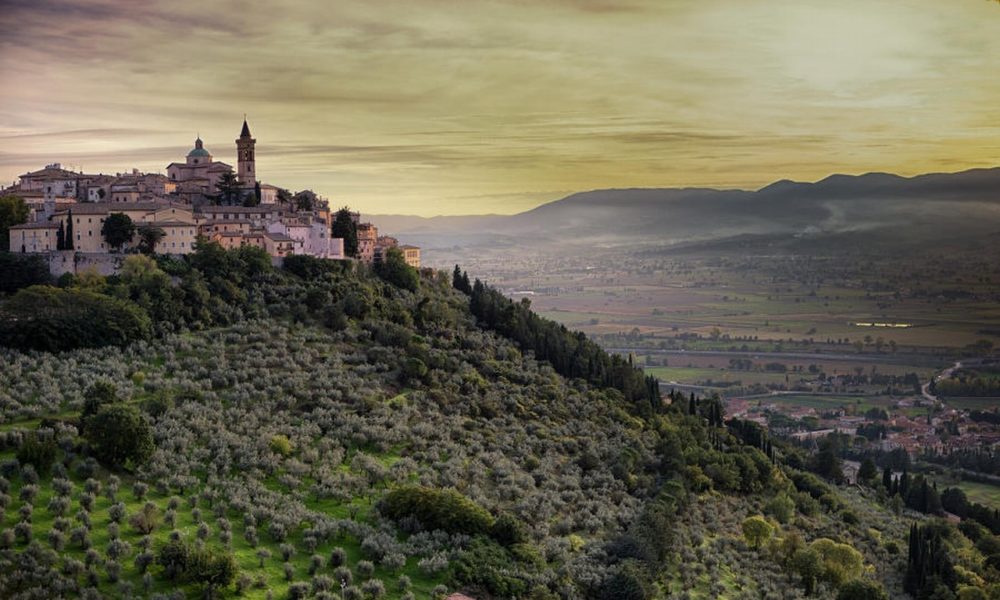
[1,119,419,275]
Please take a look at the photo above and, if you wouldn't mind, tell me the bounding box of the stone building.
[165,137,233,196]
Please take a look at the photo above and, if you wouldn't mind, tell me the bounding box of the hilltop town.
[1,119,419,275]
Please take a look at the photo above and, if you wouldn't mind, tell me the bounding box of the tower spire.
[236,117,256,186]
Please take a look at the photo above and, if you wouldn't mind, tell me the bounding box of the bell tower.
[236,117,256,186]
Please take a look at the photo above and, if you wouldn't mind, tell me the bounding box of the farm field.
[954,481,1000,511]
[644,366,791,387]
[756,394,878,412]
[943,397,1000,411]
[485,249,1000,356]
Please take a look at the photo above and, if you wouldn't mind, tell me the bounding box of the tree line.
[455,267,661,413]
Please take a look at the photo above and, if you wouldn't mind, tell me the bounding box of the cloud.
[1,0,999,216]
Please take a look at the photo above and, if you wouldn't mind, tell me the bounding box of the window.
[88,231,92,237]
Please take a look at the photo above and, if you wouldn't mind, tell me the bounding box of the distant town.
[2,119,420,275]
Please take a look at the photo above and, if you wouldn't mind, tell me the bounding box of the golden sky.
[1,0,999,216]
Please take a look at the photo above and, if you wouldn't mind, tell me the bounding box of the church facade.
[165,118,260,202]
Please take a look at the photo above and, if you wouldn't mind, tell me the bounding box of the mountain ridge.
[370,166,1000,251]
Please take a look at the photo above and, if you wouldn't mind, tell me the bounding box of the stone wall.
[47,251,124,277]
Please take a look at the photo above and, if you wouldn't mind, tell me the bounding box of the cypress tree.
[56,221,65,250]
[65,210,74,250]
[882,465,892,490]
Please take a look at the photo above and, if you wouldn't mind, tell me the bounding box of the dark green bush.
[16,433,57,475]
[0,286,151,351]
[0,253,51,295]
[379,486,494,536]
[85,404,154,470]
[451,538,529,598]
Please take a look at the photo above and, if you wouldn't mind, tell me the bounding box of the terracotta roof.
[10,221,59,230]
[145,221,196,228]
[265,232,296,242]
[54,200,187,215]
[20,167,84,179]
[199,219,252,225]
[198,204,280,214]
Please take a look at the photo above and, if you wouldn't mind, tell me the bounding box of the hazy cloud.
[1,0,998,215]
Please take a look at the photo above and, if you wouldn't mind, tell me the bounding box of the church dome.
[187,137,211,158]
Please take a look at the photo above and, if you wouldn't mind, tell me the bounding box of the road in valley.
[921,361,962,404]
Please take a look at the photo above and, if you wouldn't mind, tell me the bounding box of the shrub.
[764,493,795,524]
[452,539,530,597]
[85,404,154,469]
[155,537,236,593]
[491,512,528,546]
[741,516,774,549]
[108,502,126,524]
[129,502,160,535]
[16,433,57,474]
[379,486,495,536]
[361,578,386,599]
[357,560,375,578]
[836,579,888,600]
[375,247,419,292]
[269,434,293,457]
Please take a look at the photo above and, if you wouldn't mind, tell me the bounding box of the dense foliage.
[0,285,152,351]
[464,277,661,413]
[101,213,135,252]
[379,487,494,536]
[0,253,51,295]
[0,194,29,251]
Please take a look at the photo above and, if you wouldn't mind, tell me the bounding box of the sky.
[1,0,999,216]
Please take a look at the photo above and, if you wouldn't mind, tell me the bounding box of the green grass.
[759,394,875,411]
[645,366,793,386]
[955,481,1000,510]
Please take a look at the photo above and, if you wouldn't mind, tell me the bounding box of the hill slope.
[0,249,996,598]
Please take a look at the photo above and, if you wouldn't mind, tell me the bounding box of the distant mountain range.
[370,167,1000,254]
